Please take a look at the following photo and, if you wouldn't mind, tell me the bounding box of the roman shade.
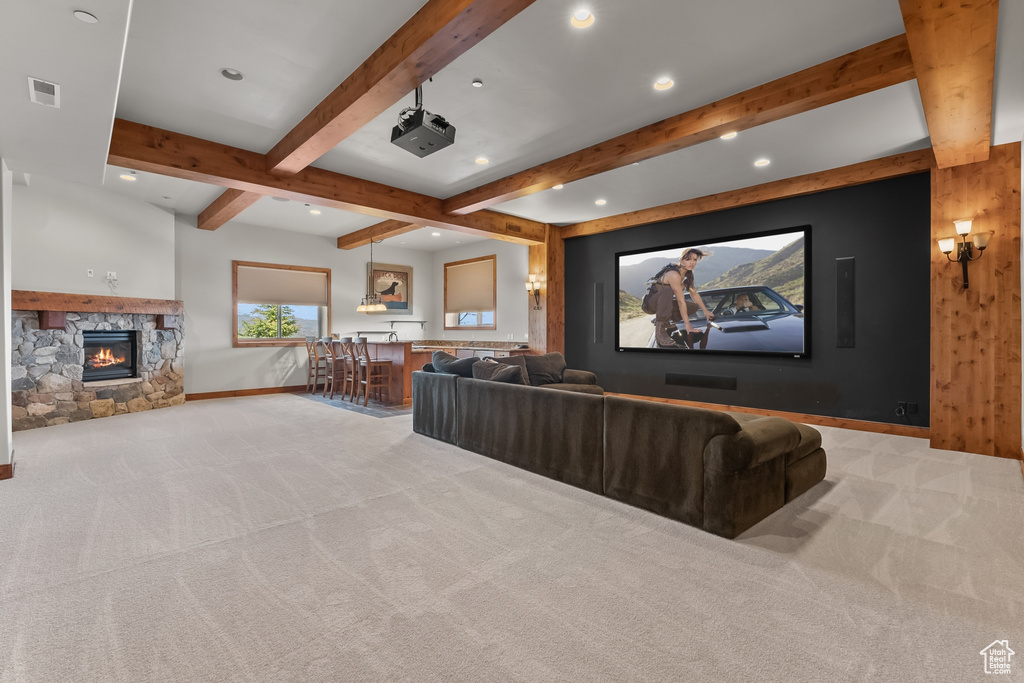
[445,256,495,313]
[236,264,328,306]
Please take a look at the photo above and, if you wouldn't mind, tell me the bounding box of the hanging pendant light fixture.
[357,239,388,312]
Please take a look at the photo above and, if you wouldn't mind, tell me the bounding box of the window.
[444,255,496,330]
[233,261,331,347]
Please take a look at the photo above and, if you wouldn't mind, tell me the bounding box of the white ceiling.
[2,0,1023,252]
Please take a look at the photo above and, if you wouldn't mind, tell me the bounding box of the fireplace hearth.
[82,330,138,382]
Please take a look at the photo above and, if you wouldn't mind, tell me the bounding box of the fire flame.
[88,347,125,368]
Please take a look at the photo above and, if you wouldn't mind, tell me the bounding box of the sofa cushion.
[524,352,567,386]
[487,356,531,385]
[472,361,525,384]
[421,362,435,372]
[431,350,477,377]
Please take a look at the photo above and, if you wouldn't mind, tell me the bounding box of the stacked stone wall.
[11,311,185,431]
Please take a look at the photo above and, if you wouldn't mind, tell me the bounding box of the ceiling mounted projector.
[391,85,456,158]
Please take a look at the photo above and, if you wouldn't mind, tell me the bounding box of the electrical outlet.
[86,269,94,278]
[107,271,116,280]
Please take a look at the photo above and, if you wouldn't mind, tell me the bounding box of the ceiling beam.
[198,0,538,230]
[559,148,935,239]
[443,35,916,216]
[267,0,538,176]
[899,0,998,168]
[337,220,422,250]
[198,188,263,231]
[109,119,545,244]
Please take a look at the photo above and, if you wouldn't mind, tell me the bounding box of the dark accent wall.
[564,173,930,426]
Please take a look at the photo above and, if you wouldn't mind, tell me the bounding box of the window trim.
[232,260,332,347]
[443,254,496,331]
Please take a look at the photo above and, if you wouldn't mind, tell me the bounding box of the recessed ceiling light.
[455,240,462,244]
[309,209,321,215]
[552,184,564,190]
[754,158,771,167]
[74,10,98,23]
[570,10,594,28]
[220,68,244,81]
[162,195,172,200]
[475,156,489,165]
[472,79,483,88]
[431,231,441,237]
[271,196,288,202]
[653,77,674,91]
[119,171,137,182]
[720,131,738,140]
[595,199,607,206]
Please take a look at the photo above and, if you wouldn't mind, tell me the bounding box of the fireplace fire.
[82,330,138,381]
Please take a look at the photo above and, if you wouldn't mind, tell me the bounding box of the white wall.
[1,159,13,465]
[12,176,175,299]
[175,217,435,394]
[427,240,530,343]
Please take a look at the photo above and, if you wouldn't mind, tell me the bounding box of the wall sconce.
[937,219,990,289]
[525,274,541,310]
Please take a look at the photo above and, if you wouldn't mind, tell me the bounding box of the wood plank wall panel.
[930,142,1021,458]
[529,225,565,354]
[12,291,184,315]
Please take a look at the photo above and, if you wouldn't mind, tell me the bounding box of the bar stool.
[305,336,328,393]
[321,340,345,399]
[337,337,357,400]
[354,337,392,406]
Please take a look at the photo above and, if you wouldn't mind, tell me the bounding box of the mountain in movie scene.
[619,246,773,299]
[701,237,805,306]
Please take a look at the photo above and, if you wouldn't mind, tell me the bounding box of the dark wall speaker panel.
[836,257,855,348]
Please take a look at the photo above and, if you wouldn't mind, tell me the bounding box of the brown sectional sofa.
[412,369,826,539]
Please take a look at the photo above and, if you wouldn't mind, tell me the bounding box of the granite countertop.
[411,340,528,351]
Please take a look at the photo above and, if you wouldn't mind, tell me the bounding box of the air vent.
[27,77,60,108]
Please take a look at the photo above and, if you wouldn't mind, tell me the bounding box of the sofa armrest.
[561,368,597,385]
[705,417,800,472]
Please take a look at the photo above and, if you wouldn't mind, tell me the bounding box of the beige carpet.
[0,394,1021,682]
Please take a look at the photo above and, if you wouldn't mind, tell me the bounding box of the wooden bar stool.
[305,336,328,393]
[321,339,345,399]
[337,337,356,400]
[354,337,392,406]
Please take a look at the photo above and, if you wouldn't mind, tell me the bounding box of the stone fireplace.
[11,292,185,431]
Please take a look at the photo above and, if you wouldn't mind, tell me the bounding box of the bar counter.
[363,342,533,405]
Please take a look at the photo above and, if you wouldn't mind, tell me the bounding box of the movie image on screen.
[617,227,808,356]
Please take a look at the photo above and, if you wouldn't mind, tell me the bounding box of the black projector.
[390,109,456,157]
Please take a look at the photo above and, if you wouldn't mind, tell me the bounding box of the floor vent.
[27,77,60,108]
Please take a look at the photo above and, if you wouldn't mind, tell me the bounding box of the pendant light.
[356,239,388,312]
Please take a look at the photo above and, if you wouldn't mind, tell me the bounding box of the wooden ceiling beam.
[198,188,263,231]
[899,0,998,168]
[443,35,916,216]
[267,0,538,176]
[109,119,545,244]
[337,220,422,250]
[197,0,538,230]
[559,149,935,239]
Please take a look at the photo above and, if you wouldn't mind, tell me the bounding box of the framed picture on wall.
[368,262,413,314]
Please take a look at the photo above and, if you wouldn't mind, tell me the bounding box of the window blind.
[237,265,328,306]
[445,257,495,313]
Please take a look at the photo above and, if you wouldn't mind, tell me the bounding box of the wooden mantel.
[12,291,183,316]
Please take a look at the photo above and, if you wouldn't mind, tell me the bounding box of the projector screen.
[616,226,809,357]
